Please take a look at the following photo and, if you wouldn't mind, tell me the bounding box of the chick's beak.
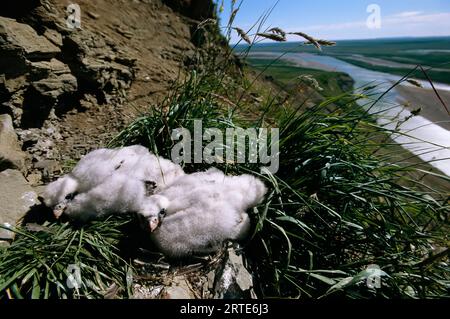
[53,205,66,219]
[149,217,160,232]
[53,209,63,219]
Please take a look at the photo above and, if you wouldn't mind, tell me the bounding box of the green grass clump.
[0,216,134,299]
[247,57,354,96]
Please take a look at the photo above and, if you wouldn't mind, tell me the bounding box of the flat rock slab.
[0,16,60,59]
[0,169,39,241]
[0,114,26,171]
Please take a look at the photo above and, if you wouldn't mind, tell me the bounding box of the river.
[250,52,450,176]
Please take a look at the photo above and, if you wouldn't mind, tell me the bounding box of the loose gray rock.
[161,275,197,299]
[213,248,256,299]
[34,159,61,180]
[0,169,39,241]
[0,114,26,171]
[26,172,43,186]
[132,284,164,299]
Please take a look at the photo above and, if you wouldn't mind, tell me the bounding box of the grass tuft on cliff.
[110,44,449,298]
[0,217,134,299]
[111,16,449,299]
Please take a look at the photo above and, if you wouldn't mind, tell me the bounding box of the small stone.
[162,276,196,299]
[115,26,134,39]
[213,248,255,299]
[132,284,164,299]
[87,12,101,20]
[26,172,42,185]
[34,159,61,177]
[207,271,215,290]
[17,129,40,144]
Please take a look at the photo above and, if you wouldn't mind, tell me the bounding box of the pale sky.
[217,0,450,42]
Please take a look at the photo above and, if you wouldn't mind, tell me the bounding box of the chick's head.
[138,195,170,232]
[43,175,79,218]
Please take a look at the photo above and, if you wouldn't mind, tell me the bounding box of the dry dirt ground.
[50,0,199,168]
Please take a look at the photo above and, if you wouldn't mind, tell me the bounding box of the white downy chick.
[43,145,184,219]
[62,173,149,222]
[43,146,147,210]
[138,169,268,257]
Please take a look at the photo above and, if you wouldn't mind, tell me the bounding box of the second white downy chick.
[138,169,268,257]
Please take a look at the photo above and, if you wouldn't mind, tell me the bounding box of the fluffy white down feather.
[43,146,267,257]
[140,168,268,257]
[64,173,148,221]
[43,145,185,220]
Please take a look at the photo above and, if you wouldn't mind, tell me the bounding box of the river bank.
[247,51,450,178]
[396,85,450,131]
[246,52,450,191]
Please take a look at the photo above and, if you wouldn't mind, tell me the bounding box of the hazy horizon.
[218,0,450,43]
[231,34,450,46]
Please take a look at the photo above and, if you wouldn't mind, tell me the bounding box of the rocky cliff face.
[0,0,207,240]
[0,0,214,183]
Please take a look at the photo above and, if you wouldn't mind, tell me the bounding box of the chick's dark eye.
[65,192,77,200]
[159,209,166,217]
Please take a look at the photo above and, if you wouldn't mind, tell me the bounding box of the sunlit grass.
[0,216,134,299]
[109,62,450,298]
